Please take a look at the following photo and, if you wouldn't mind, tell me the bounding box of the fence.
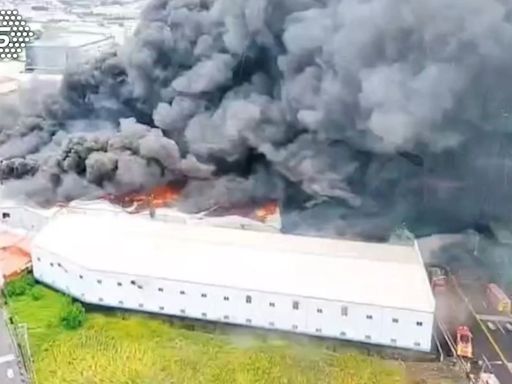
[14,323,37,384]
[3,309,36,384]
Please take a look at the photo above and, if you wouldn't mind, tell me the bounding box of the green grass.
[6,283,405,384]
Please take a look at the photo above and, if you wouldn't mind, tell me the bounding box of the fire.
[254,201,278,222]
[107,184,182,212]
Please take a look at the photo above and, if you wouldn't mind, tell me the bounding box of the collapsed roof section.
[0,184,282,233]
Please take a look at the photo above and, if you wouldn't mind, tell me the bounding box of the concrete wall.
[31,246,434,352]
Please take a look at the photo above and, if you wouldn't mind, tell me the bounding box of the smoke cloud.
[2,0,512,239]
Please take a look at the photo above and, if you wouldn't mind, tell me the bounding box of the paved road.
[0,310,25,384]
[452,276,512,384]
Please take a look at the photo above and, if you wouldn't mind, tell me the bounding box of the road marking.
[0,355,15,365]
[451,276,512,376]
[483,301,488,308]
[497,322,506,334]
[479,314,512,323]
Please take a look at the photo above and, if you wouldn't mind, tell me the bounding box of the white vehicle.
[478,372,501,384]
[487,321,497,331]
[6,368,14,379]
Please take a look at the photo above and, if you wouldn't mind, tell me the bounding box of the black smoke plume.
[2,0,512,240]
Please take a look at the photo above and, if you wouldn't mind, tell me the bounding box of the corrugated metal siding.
[32,247,433,352]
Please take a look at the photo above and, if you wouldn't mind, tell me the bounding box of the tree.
[60,299,86,330]
[29,286,44,301]
[4,274,35,298]
[389,223,415,245]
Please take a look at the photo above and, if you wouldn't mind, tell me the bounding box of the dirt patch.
[405,361,467,384]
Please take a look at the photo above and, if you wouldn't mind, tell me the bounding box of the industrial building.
[30,212,435,352]
[25,29,116,73]
[0,196,281,234]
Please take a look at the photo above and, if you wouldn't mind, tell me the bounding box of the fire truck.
[456,325,473,359]
[428,265,448,295]
[486,283,511,314]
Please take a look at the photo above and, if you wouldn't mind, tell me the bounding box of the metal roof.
[30,30,113,48]
[33,213,435,313]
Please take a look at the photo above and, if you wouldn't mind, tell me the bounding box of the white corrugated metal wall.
[32,247,433,352]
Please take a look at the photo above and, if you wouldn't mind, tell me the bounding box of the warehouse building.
[25,29,115,73]
[0,198,281,234]
[31,213,435,352]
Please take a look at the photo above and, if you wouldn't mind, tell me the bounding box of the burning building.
[30,212,434,352]
[0,184,282,234]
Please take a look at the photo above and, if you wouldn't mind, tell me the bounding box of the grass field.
[5,282,408,384]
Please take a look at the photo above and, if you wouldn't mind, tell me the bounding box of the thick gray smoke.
[2,0,512,240]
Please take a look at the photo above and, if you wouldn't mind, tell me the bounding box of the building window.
[292,324,298,330]
[79,274,83,279]
[366,314,373,320]
[138,303,144,309]
[416,321,423,327]
[201,293,207,298]
[269,322,275,327]
[117,282,122,287]
[315,328,322,333]
[414,342,421,347]
[392,318,399,324]
[223,296,230,301]
[246,295,252,304]
[364,335,371,341]
[180,309,186,315]
[341,306,348,317]
[340,331,346,337]
[50,262,54,267]
[223,315,230,320]
[36,257,41,262]
[245,319,252,324]
[292,301,299,310]
[391,338,397,344]
[97,279,102,284]
[81,293,85,298]
[98,297,104,303]
[118,300,124,305]
[130,280,136,286]
[180,290,186,295]
[137,285,143,290]
[159,306,165,311]
[2,212,10,219]
[158,287,164,292]
[317,308,323,314]
[269,302,275,308]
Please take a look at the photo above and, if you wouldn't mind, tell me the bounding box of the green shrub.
[60,299,86,330]
[29,286,44,301]
[4,274,36,298]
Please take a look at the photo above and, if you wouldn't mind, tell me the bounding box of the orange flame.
[254,201,278,222]
[107,185,182,212]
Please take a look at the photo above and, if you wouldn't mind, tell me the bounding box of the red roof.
[0,232,31,281]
